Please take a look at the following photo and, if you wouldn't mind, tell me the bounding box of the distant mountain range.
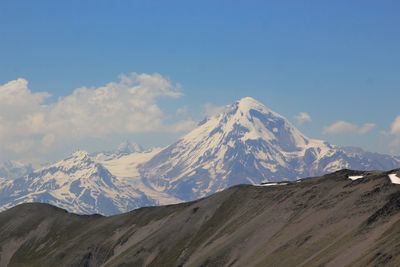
[0,97,399,215]
[2,169,400,266]
[0,160,32,180]
[0,149,180,215]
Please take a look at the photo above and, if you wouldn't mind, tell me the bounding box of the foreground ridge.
[1,169,400,266]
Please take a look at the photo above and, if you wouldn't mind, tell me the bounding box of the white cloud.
[389,115,400,149]
[203,103,228,117]
[166,119,197,133]
[358,123,377,135]
[322,121,376,135]
[294,112,312,124]
[390,115,400,136]
[176,105,188,115]
[0,73,190,162]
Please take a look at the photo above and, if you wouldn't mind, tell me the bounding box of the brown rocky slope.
[1,169,400,266]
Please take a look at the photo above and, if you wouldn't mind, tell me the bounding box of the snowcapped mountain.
[0,160,33,180]
[1,97,399,214]
[0,150,180,215]
[140,97,400,200]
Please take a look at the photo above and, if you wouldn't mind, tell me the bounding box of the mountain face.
[0,97,399,215]
[140,97,400,200]
[0,151,160,215]
[1,169,400,267]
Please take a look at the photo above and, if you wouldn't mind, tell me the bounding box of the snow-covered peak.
[2,96,400,214]
[142,97,338,200]
[34,150,93,174]
[71,150,90,160]
[116,140,142,155]
[236,97,272,114]
[182,96,311,152]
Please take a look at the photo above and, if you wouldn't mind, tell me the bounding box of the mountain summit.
[115,140,143,155]
[141,97,400,200]
[0,97,399,214]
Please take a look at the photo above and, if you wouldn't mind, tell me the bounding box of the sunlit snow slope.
[1,97,399,214]
[140,97,400,200]
[0,150,180,215]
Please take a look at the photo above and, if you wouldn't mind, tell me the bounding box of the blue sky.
[1,1,400,163]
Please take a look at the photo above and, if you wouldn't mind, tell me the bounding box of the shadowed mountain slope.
[1,169,400,266]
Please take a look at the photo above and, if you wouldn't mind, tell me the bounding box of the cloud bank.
[389,115,400,150]
[294,112,312,124]
[203,103,228,118]
[322,121,376,135]
[0,73,194,162]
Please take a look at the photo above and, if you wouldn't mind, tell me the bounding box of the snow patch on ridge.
[255,182,289,187]
[348,175,364,180]
[388,173,400,184]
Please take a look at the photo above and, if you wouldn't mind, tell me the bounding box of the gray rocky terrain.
[1,169,400,266]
